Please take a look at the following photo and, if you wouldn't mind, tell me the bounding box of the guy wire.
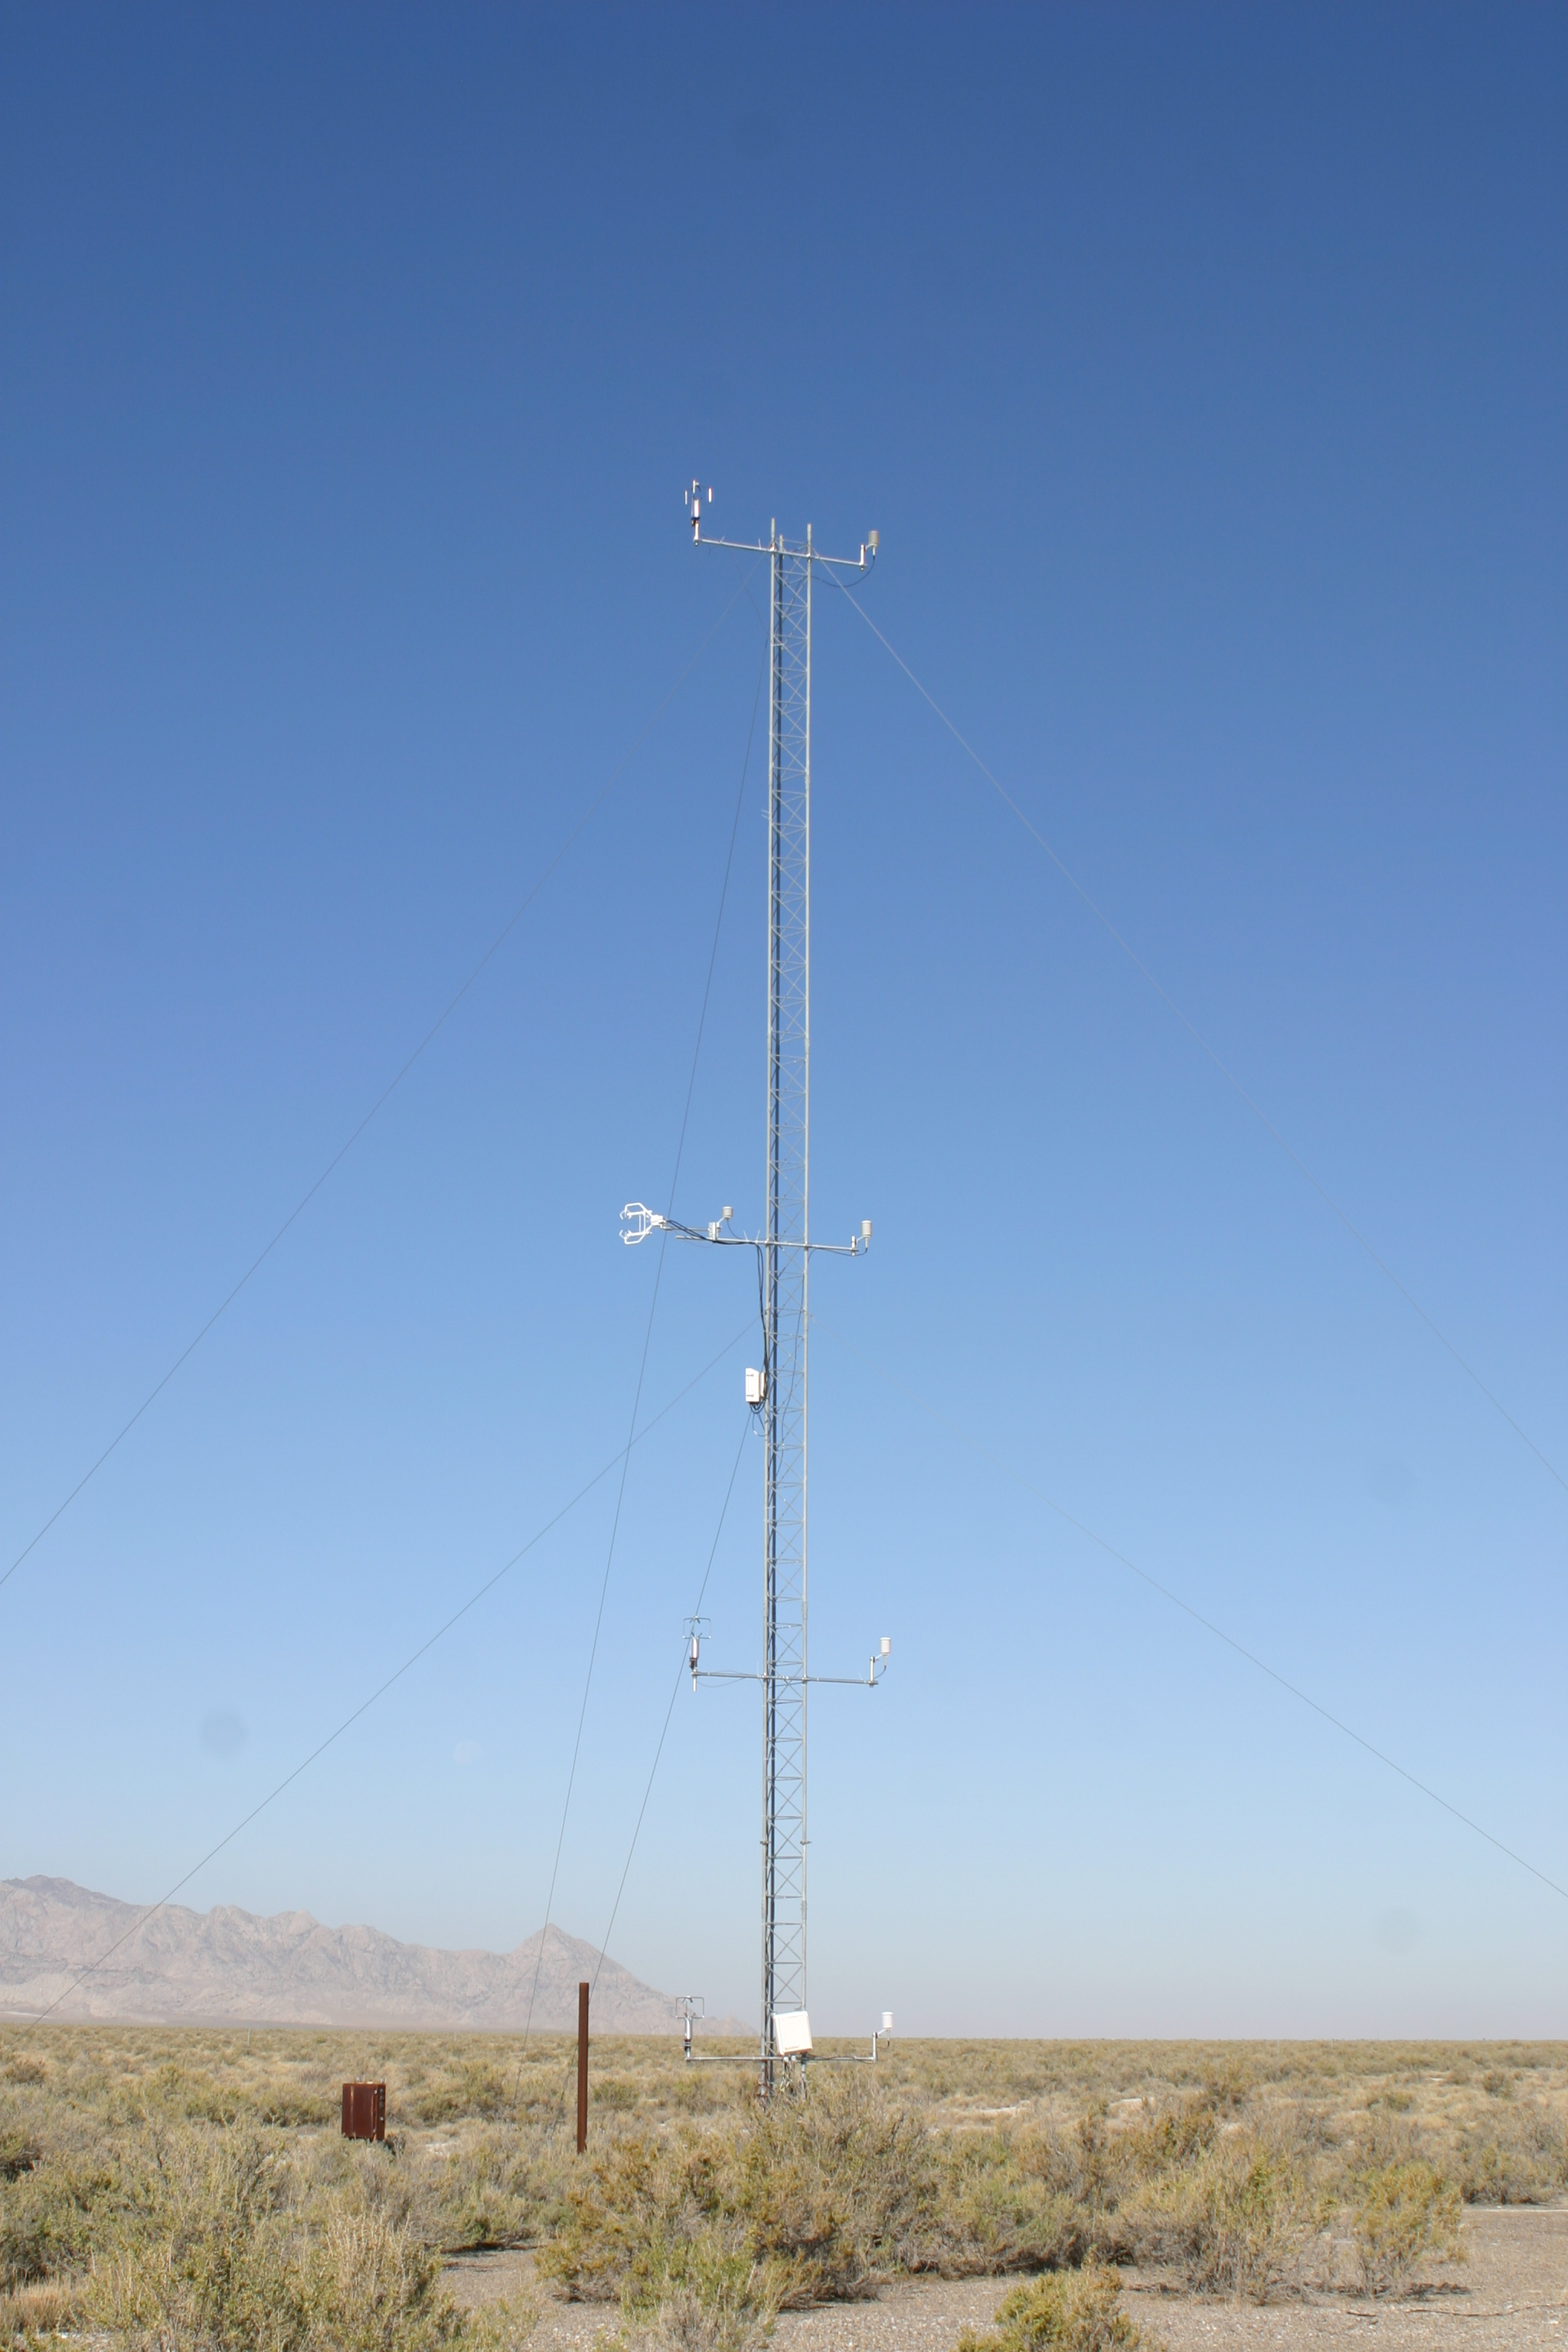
[825,567,1564,1498]
[3,565,763,1599]
[811,1308,1568,1905]
[536,1413,750,2132]
[21,1320,752,2034]
[517,638,768,2063]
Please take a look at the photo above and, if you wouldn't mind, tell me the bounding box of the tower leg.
[762,531,811,2092]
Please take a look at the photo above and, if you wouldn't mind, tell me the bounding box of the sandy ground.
[443,2207,1568,2350]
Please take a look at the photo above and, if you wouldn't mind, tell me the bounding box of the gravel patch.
[443,2207,1568,2350]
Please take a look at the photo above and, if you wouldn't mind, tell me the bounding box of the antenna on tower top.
[685,479,713,541]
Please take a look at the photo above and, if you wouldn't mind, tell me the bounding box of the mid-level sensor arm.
[622,1204,872,1257]
[686,1628,890,1690]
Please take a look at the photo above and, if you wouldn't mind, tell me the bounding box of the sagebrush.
[2,2027,1557,2344]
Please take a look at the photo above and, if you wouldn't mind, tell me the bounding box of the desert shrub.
[408,2086,469,2126]
[1350,2160,1463,2296]
[82,2127,470,2351]
[301,2122,562,2264]
[540,2076,940,2307]
[462,2297,538,2352]
[1195,2060,1253,2117]
[296,2205,469,2352]
[670,2074,734,2116]
[300,2135,433,2248]
[933,2139,1086,2275]
[456,2066,514,2122]
[1459,2109,1568,2205]
[730,2073,936,2293]
[1,2150,120,2287]
[1481,2072,1515,2102]
[536,2134,675,2301]
[3,2024,1565,2333]
[12,2024,1566,2161]
[1275,2102,1338,2161]
[566,2091,1314,2290]
[616,2221,789,2352]
[1344,2113,1426,2171]
[996,2110,1132,2225]
[252,2083,333,2132]
[136,2062,246,2125]
[426,2128,567,2251]
[1119,2102,1219,2181]
[397,2060,518,2129]
[1123,2137,1313,2302]
[84,2128,301,2347]
[1061,2109,1124,2213]
[2,2168,75,2288]
[956,2261,1161,2352]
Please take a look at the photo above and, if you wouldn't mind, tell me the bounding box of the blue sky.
[2,2,1563,2037]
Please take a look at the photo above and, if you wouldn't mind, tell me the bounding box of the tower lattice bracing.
[762,532,812,2059]
[635,487,880,2090]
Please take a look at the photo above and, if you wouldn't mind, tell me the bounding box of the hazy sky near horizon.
[2,2,1564,2039]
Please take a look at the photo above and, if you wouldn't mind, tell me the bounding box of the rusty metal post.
[575,1981,590,2153]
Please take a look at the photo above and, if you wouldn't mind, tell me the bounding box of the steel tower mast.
[753,508,885,2081]
[626,488,881,2091]
[761,521,813,2055]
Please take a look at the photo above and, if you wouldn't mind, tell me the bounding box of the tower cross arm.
[684,484,879,573]
[619,1203,873,1254]
[696,531,876,573]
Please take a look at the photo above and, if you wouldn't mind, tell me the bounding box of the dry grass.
[0,2030,1562,2346]
[0,2282,82,2345]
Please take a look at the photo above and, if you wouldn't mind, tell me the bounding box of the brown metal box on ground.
[341,2082,386,2141]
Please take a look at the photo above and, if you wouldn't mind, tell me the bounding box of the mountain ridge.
[0,1877,748,2033]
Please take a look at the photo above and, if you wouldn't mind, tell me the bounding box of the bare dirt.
[443,2207,1568,2351]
